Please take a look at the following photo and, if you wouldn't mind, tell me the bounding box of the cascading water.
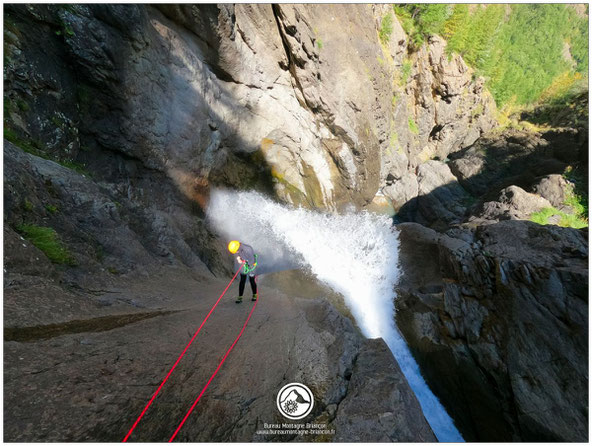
[207,189,463,442]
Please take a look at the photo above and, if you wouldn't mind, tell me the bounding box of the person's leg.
[249,275,258,300]
[237,274,246,303]
[239,274,247,296]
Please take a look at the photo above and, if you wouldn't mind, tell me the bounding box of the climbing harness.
[123,266,258,442]
[242,254,258,275]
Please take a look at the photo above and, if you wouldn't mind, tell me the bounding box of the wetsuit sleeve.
[238,244,255,265]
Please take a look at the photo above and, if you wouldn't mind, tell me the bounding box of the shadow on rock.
[395,126,587,230]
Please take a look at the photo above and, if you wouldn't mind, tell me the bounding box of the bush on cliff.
[16,224,77,265]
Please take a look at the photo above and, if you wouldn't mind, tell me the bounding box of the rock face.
[378,27,497,215]
[395,126,588,229]
[395,221,588,442]
[389,35,496,172]
[475,185,553,223]
[4,140,222,281]
[531,174,572,208]
[4,4,495,213]
[394,160,471,230]
[332,339,436,442]
[449,129,582,198]
[4,265,435,442]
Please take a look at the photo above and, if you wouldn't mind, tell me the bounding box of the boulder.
[531,174,570,208]
[475,185,553,222]
[397,161,470,229]
[382,171,418,212]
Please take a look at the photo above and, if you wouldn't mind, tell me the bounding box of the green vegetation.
[50,115,65,127]
[17,100,29,112]
[401,59,412,84]
[471,103,484,118]
[560,212,588,229]
[4,126,89,175]
[389,131,399,152]
[445,5,505,69]
[562,166,588,228]
[531,171,588,229]
[481,5,586,106]
[4,127,43,156]
[408,117,419,134]
[16,224,76,265]
[522,83,588,130]
[394,4,450,47]
[563,165,588,216]
[530,207,588,229]
[55,25,74,37]
[45,204,59,214]
[23,199,33,212]
[56,13,75,38]
[59,159,88,175]
[394,4,589,107]
[530,207,559,225]
[316,39,323,50]
[379,13,394,44]
[565,189,587,218]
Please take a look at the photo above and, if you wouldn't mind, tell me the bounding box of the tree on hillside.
[393,4,451,47]
[443,4,469,49]
[394,3,588,107]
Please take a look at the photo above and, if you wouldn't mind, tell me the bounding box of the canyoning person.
[227,240,258,303]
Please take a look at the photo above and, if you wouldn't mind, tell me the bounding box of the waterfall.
[207,189,463,442]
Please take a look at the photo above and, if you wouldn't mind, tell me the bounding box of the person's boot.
[235,296,243,303]
[251,293,258,301]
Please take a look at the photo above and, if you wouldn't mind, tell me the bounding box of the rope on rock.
[169,295,259,442]
[122,267,242,442]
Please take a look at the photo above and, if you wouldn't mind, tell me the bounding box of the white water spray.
[207,189,463,442]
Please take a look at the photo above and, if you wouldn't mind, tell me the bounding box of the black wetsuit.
[236,243,258,296]
[239,274,257,297]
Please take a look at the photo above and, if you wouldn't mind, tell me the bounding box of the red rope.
[122,267,242,442]
[168,296,259,442]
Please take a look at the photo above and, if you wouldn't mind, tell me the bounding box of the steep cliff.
[3,4,448,442]
[395,221,588,441]
[4,4,494,215]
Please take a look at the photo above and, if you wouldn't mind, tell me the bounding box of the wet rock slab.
[4,268,434,442]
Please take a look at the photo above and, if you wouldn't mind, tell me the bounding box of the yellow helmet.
[228,240,240,254]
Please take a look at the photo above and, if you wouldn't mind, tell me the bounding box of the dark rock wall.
[395,221,588,441]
